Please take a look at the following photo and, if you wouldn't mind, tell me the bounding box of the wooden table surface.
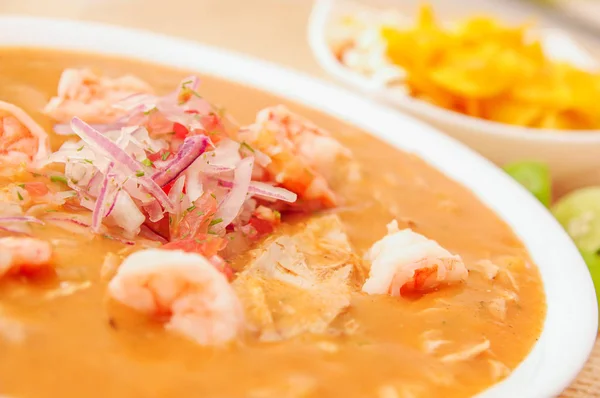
[1,0,600,396]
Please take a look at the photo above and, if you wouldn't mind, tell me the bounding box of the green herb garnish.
[17,191,24,201]
[186,205,196,213]
[209,218,223,227]
[76,145,84,152]
[141,158,153,167]
[50,175,68,184]
[136,170,145,177]
[240,141,255,153]
[83,159,93,165]
[161,151,171,161]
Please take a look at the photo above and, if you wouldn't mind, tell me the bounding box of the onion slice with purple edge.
[53,123,117,136]
[70,117,174,212]
[0,216,44,225]
[217,179,297,203]
[212,157,255,233]
[152,135,210,187]
[44,214,136,245]
[91,162,115,233]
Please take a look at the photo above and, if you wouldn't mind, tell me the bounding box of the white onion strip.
[70,117,174,212]
[0,216,44,225]
[217,179,297,203]
[213,157,254,233]
[91,162,114,233]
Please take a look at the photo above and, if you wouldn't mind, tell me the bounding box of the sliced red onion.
[139,224,168,244]
[104,189,120,218]
[168,175,187,221]
[91,162,114,233]
[213,157,254,233]
[70,117,174,212]
[252,148,272,167]
[113,93,158,112]
[142,199,164,223]
[0,225,31,235]
[0,216,44,225]
[152,135,210,187]
[45,214,93,229]
[53,123,116,136]
[105,193,145,237]
[218,179,297,203]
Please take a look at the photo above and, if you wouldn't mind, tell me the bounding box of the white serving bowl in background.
[308,0,600,196]
[0,15,597,398]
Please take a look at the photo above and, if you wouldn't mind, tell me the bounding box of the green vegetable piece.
[503,161,551,207]
[552,187,600,253]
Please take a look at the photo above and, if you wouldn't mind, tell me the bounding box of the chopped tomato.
[173,122,189,139]
[170,193,218,240]
[24,182,49,196]
[162,180,175,195]
[162,234,226,258]
[249,216,275,236]
[144,218,170,241]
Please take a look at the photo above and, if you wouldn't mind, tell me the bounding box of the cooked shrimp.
[44,68,153,124]
[107,249,244,345]
[0,237,53,277]
[240,105,351,208]
[362,220,468,296]
[0,101,50,168]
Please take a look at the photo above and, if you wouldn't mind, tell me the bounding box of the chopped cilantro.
[76,145,84,152]
[186,205,196,213]
[161,151,171,161]
[17,183,25,188]
[240,141,255,153]
[143,107,157,115]
[196,210,205,216]
[209,218,223,227]
[179,192,185,201]
[50,175,68,184]
[83,159,93,165]
[210,193,216,199]
[135,170,145,177]
[141,158,153,167]
[17,191,23,201]
[181,79,193,87]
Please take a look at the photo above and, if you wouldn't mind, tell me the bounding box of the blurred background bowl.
[308,0,600,196]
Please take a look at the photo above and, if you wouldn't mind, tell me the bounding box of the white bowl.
[308,0,600,196]
[0,15,596,398]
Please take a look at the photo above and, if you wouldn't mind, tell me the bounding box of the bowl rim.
[307,0,600,142]
[0,15,597,398]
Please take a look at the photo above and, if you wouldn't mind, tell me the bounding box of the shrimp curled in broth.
[0,237,53,278]
[362,221,468,297]
[0,101,50,169]
[43,68,153,124]
[107,249,244,345]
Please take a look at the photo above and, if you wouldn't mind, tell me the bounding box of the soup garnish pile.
[0,51,545,398]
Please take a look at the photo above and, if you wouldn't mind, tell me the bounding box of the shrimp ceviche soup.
[0,49,545,398]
